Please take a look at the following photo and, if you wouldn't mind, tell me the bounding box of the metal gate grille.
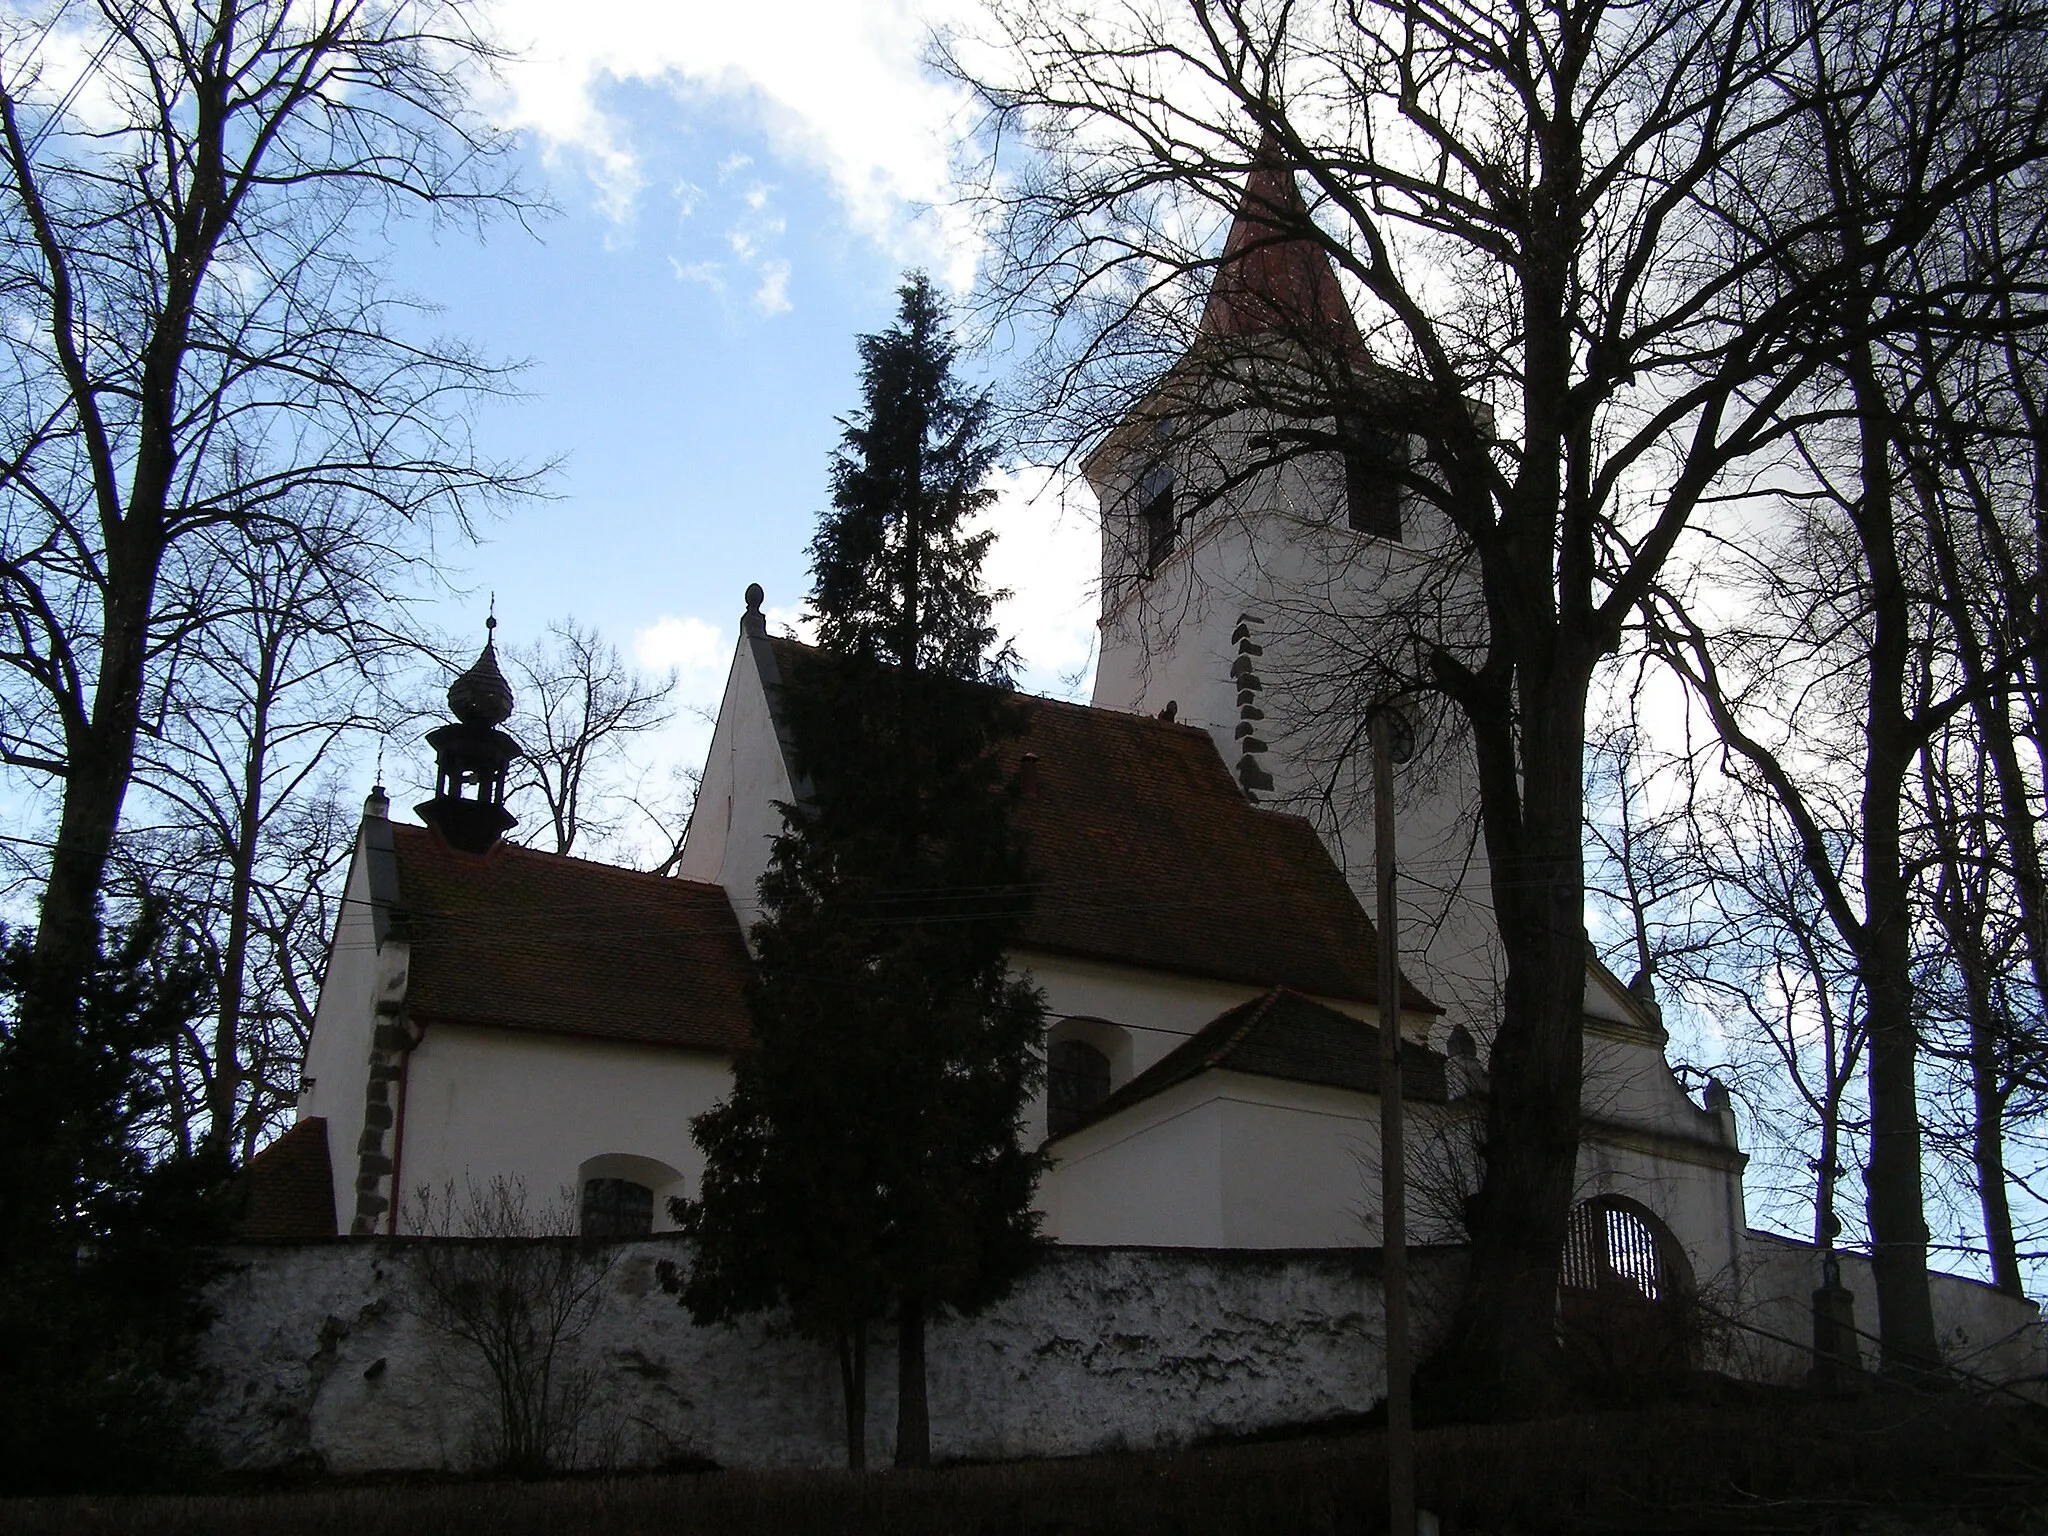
[1560,1199,1671,1302]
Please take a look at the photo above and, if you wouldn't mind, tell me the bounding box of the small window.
[1340,415,1406,541]
[1139,462,1176,569]
[1048,1040,1112,1137]
[581,1177,653,1239]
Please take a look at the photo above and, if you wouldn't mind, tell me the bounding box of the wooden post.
[1374,708,1414,1536]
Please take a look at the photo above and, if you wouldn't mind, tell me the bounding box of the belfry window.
[1139,462,1177,569]
[1047,1039,1112,1136]
[1340,414,1406,542]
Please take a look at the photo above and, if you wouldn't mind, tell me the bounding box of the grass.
[7,1388,2046,1535]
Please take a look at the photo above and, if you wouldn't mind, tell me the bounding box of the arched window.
[580,1177,654,1239]
[1558,1196,1694,1374]
[1047,1039,1112,1137]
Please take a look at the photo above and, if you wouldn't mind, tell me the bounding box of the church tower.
[1084,145,1503,1045]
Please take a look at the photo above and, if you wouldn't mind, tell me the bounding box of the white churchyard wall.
[191,1235,2043,1476]
[193,1241,1466,1474]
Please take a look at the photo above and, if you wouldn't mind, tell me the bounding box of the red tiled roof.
[1057,988,1448,1142]
[766,639,1436,1009]
[1006,695,1435,1008]
[1199,137,1365,347]
[237,1118,337,1240]
[388,824,753,1052]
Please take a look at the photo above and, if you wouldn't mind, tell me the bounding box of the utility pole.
[1373,703,1414,1536]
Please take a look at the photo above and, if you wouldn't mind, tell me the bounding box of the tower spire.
[418,614,519,853]
[1198,133,1362,346]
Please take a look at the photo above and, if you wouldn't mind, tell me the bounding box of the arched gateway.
[1559,1196,1696,1375]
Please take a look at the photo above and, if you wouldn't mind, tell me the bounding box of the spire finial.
[741,582,767,638]
[486,592,497,638]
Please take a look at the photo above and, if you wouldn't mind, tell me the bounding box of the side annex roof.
[1054,987,1450,1143]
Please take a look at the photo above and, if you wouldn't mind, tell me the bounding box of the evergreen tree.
[676,275,1045,1469]
[0,906,233,1492]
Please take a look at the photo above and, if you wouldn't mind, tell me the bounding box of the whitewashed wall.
[1729,1231,2044,1393]
[194,1241,1467,1475]
[392,1026,734,1233]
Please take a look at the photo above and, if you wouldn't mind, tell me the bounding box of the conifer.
[677,275,1045,1470]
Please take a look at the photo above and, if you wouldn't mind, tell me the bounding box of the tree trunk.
[1964,948,2024,1295]
[894,1292,929,1468]
[209,658,273,1160]
[1422,655,1591,1416]
[31,559,156,1025]
[1848,369,1943,1376]
[838,1321,868,1470]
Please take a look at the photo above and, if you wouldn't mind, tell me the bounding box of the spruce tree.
[676,275,1045,1470]
[0,906,233,1492]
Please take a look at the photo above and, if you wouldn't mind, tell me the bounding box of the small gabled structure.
[293,635,753,1239]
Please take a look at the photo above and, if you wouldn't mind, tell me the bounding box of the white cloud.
[763,602,818,643]
[667,256,723,291]
[983,468,1100,700]
[753,259,793,315]
[633,614,726,675]
[479,0,983,285]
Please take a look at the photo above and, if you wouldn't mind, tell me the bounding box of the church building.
[272,152,1776,1352]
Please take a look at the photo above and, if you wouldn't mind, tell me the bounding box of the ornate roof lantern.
[417,615,520,854]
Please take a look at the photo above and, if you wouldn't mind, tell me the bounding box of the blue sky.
[382,0,1099,805]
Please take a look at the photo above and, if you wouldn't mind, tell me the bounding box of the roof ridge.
[764,635,1213,740]
[1201,986,1284,1071]
[391,821,724,893]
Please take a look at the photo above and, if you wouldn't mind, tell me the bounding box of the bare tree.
[946,0,2040,1401]
[1914,725,2045,1294]
[502,619,679,860]
[0,0,541,1028]
[406,1176,616,1474]
[123,505,419,1156]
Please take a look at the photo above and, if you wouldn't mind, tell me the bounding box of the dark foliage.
[674,274,1046,1469]
[0,910,235,1494]
[10,1392,2045,1534]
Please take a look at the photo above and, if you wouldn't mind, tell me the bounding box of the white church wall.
[1017,949,1434,1143]
[1573,1133,1749,1304]
[389,1024,731,1233]
[1020,950,1266,1152]
[194,1240,1469,1474]
[1046,1072,1466,1251]
[1581,1023,1735,1148]
[675,632,793,939]
[296,836,407,1232]
[1217,1078,1387,1249]
[1042,1078,1228,1246]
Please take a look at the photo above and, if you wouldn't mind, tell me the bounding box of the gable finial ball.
[745,582,765,611]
